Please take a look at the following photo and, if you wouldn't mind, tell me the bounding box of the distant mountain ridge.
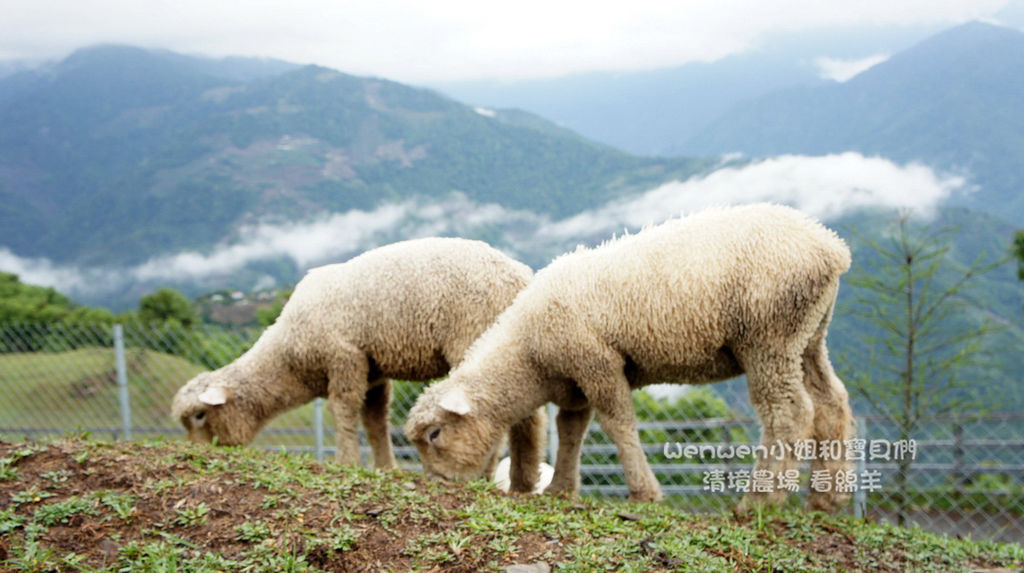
[435,21,1024,225]
[434,51,827,157]
[676,22,1024,223]
[0,45,708,267]
[431,22,951,156]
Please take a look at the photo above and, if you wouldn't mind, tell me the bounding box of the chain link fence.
[1,322,1021,542]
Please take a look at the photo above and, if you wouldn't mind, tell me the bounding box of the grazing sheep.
[172,237,545,490]
[405,204,854,513]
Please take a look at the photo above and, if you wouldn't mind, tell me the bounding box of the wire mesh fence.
[1,321,1021,543]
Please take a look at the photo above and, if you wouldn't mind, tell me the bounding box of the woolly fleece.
[172,237,537,479]
[406,204,854,512]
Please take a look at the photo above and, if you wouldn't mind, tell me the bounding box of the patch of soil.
[0,440,555,572]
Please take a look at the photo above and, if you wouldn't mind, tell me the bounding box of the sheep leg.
[544,405,593,496]
[361,378,397,470]
[507,407,547,493]
[483,438,506,480]
[802,335,854,513]
[327,394,364,465]
[327,351,372,466]
[737,350,814,512]
[590,388,663,503]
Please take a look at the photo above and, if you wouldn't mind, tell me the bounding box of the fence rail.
[1,322,1022,543]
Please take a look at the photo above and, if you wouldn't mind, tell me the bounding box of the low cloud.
[538,153,965,242]
[133,204,410,281]
[0,153,968,301]
[0,248,100,294]
[815,54,891,82]
[129,194,546,285]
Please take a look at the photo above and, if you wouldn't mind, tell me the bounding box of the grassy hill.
[0,347,198,430]
[1,438,1021,571]
[0,345,327,448]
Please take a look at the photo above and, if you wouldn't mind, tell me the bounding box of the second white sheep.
[406,204,854,512]
[172,237,545,491]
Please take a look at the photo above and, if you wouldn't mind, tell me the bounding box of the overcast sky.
[1,0,1021,83]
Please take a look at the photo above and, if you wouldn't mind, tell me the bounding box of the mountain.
[434,51,827,157]
[435,22,1024,225]
[0,44,1021,411]
[430,23,949,156]
[676,22,1024,224]
[0,45,708,267]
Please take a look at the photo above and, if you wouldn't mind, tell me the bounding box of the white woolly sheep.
[172,237,546,491]
[405,204,854,513]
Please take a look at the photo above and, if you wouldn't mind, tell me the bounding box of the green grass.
[0,437,1020,572]
[0,347,204,429]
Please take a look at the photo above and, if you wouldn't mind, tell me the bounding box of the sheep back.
[272,237,533,383]
[489,203,850,386]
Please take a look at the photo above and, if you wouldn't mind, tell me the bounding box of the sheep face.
[171,373,261,447]
[404,385,503,482]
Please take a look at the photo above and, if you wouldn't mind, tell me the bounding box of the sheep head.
[171,371,262,447]
[404,383,503,483]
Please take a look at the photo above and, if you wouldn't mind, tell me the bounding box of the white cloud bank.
[0,249,100,294]
[538,153,964,241]
[0,153,968,299]
[133,195,544,283]
[133,204,410,281]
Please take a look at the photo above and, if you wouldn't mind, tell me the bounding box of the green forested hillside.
[0,45,709,266]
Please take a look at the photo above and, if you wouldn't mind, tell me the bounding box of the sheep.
[405,204,855,513]
[172,237,546,491]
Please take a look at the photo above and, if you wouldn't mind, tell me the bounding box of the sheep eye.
[428,427,441,444]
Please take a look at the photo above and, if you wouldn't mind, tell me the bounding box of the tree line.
[0,275,265,369]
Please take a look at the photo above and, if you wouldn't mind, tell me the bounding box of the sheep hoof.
[542,482,579,498]
[628,489,663,503]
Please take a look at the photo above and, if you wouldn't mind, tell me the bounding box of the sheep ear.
[438,387,472,416]
[198,386,229,406]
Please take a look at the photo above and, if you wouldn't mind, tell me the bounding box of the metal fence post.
[854,416,866,519]
[314,398,325,462]
[114,324,132,441]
